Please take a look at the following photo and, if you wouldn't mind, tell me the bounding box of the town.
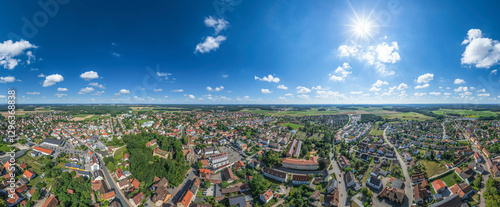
[0,105,500,207]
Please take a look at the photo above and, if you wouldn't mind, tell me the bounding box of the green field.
[280,123,303,129]
[422,160,448,177]
[138,119,153,125]
[432,109,498,118]
[440,172,459,187]
[246,109,340,116]
[379,112,434,120]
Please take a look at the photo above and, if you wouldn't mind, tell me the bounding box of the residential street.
[330,150,348,207]
[383,128,413,207]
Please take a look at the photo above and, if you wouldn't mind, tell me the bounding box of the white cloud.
[491,69,498,75]
[444,93,452,96]
[204,16,229,34]
[279,97,287,101]
[154,88,162,92]
[316,91,345,99]
[350,91,363,94]
[54,93,67,98]
[312,86,330,90]
[80,71,99,81]
[277,85,288,90]
[414,92,426,96]
[454,78,466,84]
[417,73,434,83]
[478,93,490,97]
[156,72,172,80]
[89,82,106,89]
[207,86,224,92]
[477,88,486,93]
[116,89,130,95]
[171,89,184,92]
[329,62,352,81]
[26,91,40,95]
[37,73,46,78]
[397,83,408,90]
[112,52,121,57]
[222,74,229,78]
[285,93,294,97]
[0,40,37,70]
[338,40,400,76]
[369,86,381,92]
[429,92,441,96]
[261,89,272,94]
[454,86,469,92]
[0,95,6,98]
[255,74,280,83]
[461,29,500,68]
[43,74,64,87]
[57,88,68,92]
[373,80,389,87]
[0,76,16,83]
[297,94,310,99]
[186,94,196,99]
[296,86,311,93]
[415,83,429,89]
[78,87,95,94]
[195,35,226,54]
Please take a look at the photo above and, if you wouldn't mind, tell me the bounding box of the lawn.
[138,119,153,125]
[0,144,15,152]
[294,131,324,140]
[114,147,127,160]
[440,172,459,187]
[245,109,340,116]
[381,112,434,121]
[432,109,498,118]
[421,160,448,177]
[280,123,303,130]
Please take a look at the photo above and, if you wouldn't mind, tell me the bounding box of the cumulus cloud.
[222,74,229,78]
[255,74,280,83]
[312,86,330,90]
[89,82,106,89]
[0,76,16,83]
[116,89,130,95]
[298,94,310,99]
[43,74,64,87]
[78,87,95,94]
[454,86,469,92]
[478,93,490,97]
[338,40,400,76]
[454,78,466,84]
[153,88,162,92]
[195,36,226,54]
[285,93,294,97]
[414,92,426,96]
[417,73,434,83]
[429,92,441,96]
[204,16,229,34]
[80,71,99,81]
[261,89,272,94]
[54,93,67,98]
[329,62,352,81]
[277,85,288,90]
[296,86,311,93]
[26,91,40,95]
[57,88,68,92]
[207,86,224,92]
[186,94,196,99]
[0,40,37,70]
[37,73,46,78]
[397,83,408,90]
[491,69,498,75]
[156,72,172,80]
[171,89,184,92]
[369,80,388,92]
[350,91,363,94]
[461,29,500,68]
[315,91,345,99]
[415,83,429,89]
[444,93,452,96]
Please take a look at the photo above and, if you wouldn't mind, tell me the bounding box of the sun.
[345,5,379,42]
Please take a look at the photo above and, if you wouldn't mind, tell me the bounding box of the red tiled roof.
[33,146,54,155]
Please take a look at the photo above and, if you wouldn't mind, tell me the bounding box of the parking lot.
[218,145,243,164]
[40,141,84,158]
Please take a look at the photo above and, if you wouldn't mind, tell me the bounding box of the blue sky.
[1,0,500,104]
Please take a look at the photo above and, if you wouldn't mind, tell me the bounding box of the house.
[130,192,145,207]
[153,148,170,160]
[26,187,36,199]
[411,173,426,184]
[414,184,429,205]
[260,189,273,203]
[468,162,485,175]
[123,153,130,161]
[324,189,340,206]
[151,186,171,207]
[92,180,109,195]
[23,170,36,180]
[282,157,318,170]
[33,146,54,155]
[379,187,405,204]
[455,168,475,184]
[449,182,473,200]
[117,179,130,190]
[116,168,126,180]
[41,195,59,207]
[428,194,462,207]
[262,167,287,182]
[432,179,447,193]
[345,171,357,188]
[367,176,382,189]
[291,174,310,185]
[339,155,350,169]
[474,152,481,163]
[228,195,247,207]
[93,170,104,181]
[327,179,338,194]
[100,191,116,201]
[177,190,193,207]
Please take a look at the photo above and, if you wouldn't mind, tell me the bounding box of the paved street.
[330,150,348,207]
[383,128,413,207]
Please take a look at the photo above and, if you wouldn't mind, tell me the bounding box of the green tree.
[32,189,41,200]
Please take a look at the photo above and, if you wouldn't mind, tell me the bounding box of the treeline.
[52,172,92,206]
[51,105,131,116]
[359,114,383,123]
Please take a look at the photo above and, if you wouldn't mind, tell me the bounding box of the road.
[330,150,348,207]
[383,128,413,207]
[63,128,131,207]
[451,121,488,207]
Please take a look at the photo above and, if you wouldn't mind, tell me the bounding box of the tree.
[249,174,270,196]
[197,161,203,170]
[32,189,41,200]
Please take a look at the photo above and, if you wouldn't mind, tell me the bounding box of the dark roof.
[43,138,64,146]
[428,194,463,207]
